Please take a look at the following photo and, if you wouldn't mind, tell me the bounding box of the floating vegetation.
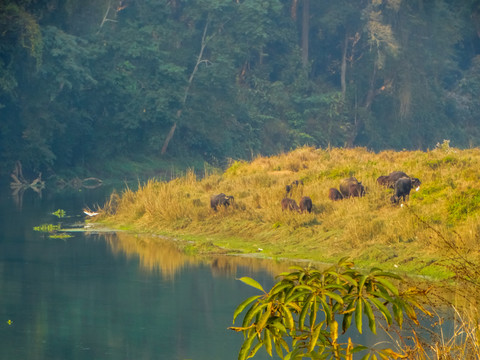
[52,209,66,218]
[49,233,72,240]
[34,223,61,232]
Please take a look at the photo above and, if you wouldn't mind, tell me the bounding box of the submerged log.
[10,161,45,190]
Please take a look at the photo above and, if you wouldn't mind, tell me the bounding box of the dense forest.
[2,0,480,177]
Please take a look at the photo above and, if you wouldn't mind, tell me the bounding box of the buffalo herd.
[328,170,421,205]
[211,170,421,213]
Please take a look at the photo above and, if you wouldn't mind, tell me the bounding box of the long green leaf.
[325,290,344,305]
[403,302,419,324]
[319,296,332,325]
[242,303,268,328]
[238,277,265,293]
[375,277,399,296]
[368,296,393,326]
[285,289,311,305]
[247,340,263,359]
[274,338,283,359]
[358,275,368,294]
[374,271,402,280]
[238,330,257,360]
[360,353,371,360]
[256,304,271,332]
[264,328,273,357]
[281,304,294,331]
[310,296,317,329]
[355,297,363,334]
[299,293,314,331]
[363,299,376,334]
[342,312,353,334]
[278,337,290,353]
[233,295,262,324]
[393,303,403,328]
[308,324,322,353]
[270,318,287,334]
[267,283,291,301]
[339,273,358,287]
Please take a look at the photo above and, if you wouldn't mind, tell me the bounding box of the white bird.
[83,210,99,217]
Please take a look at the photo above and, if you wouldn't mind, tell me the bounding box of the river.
[0,181,450,359]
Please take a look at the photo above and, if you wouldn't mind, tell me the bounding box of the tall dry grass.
[99,145,480,279]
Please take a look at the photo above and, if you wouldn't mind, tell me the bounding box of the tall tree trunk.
[291,0,298,20]
[301,0,309,68]
[341,33,348,99]
[161,20,210,155]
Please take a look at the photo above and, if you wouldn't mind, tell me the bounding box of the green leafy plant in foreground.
[230,258,430,360]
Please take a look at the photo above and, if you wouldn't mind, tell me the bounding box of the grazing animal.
[285,179,304,197]
[210,193,234,211]
[377,171,421,191]
[391,177,413,204]
[410,177,422,190]
[380,171,411,188]
[376,175,390,187]
[328,188,344,201]
[299,196,313,213]
[339,177,365,198]
[281,198,300,212]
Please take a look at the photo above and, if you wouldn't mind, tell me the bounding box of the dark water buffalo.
[339,177,365,198]
[285,179,304,197]
[376,175,390,187]
[210,193,234,211]
[328,188,344,201]
[391,177,412,203]
[281,198,300,212]
[299,196,313,213]
[410,177,422,190]
[378,171,421,190]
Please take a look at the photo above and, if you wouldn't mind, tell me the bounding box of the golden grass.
[98,145,480,279]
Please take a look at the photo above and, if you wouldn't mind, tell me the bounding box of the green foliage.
[230,258,430,360]
[52,209,66,218]
[2,0,480,175]
[34,223,61,232]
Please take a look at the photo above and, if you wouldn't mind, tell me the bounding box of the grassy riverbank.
[97,143,480,280]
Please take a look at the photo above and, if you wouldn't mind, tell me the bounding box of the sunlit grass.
[98,145,480,279]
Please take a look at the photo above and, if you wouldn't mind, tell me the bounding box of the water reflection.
[103,231,292,280]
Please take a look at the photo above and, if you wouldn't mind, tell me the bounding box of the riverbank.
[97,144,480,280]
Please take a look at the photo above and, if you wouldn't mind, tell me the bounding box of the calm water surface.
[0,183,289,360]
[0,182,441,359]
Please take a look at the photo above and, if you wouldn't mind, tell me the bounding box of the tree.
[230,258,429,360]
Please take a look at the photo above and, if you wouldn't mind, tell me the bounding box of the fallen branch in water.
[10,161,45,192]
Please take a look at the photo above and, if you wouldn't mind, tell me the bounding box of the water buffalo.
[285,179,304,197]
[410,177,422,190]
[281,198,300,212]
[379,171,422,189]
[391,177,412,203]
[339,177,365,198]
[210,193,234,211]
[376,175,390,187]
[328,188,344,201]
[299,196,313,213]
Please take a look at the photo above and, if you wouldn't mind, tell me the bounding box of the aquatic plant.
[33,223,61,232]
[52,209,66,218]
